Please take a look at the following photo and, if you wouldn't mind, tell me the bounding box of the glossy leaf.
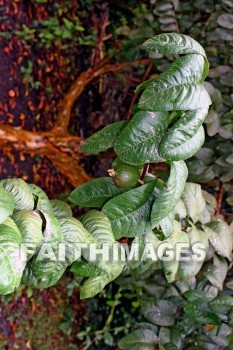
[50,199,72,218]
[203,220,232,260]
[0,179,34,211]
[102,181,157,239]
[142,300,177,326]
[151,161,188,227]
[0,218,26,294]
[12,210,43,259]
[0,187,15,224]
[159,210,175,238]
[118,329,158,350]
[181,183,206,223]
[203,255,228,291]
[68,177,125,208]
[29,184,53,213]
[114,110,169,165]
[159,108,208,161]
[80,121,128,153]
[141,33,207,58]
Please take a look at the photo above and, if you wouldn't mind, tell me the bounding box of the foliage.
[0,31,232,348]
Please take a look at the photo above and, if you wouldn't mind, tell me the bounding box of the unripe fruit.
[108,164,139,189]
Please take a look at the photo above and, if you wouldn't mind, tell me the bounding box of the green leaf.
[159,108,208,161]
[151,161,188,227]
[30,211,63,277]
[203,220,232,259]
[12,210,43,259]
[0,179,34,211]
[138,54,211,111]
[118,329,158,350]
[80,121,128,153]
[50,199,72,218]
[80,210,115,243]
[59,216,96,265]
[209,295,233,315]
[159,327,182,349]
[68,177,125,208]
[203,255,228,291]
[79,210,125,298]
[102,181,157,239]
[184,300,221,325]
[114,110,169,165]
[142,300,177,326]
[141,33,207,58]
[29,184,53,213]
[0,219,26,294]
[181,183,206,223]
[177,227,208,280]
[21,261,66,289]
[71,259,104,277]
[159,210,175,238]
[0,187,15,224]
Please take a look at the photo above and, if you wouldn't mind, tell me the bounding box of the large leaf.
[21,261,66,289]
[141,33,209,82]
[0,219,26,294]
[142,300,177,326]
[141,33,207,58]
[30,211,63,277]
[118,329,158,350]
[12,210,43,259]
[68,177,125,208]
[80,121,128,153]
[59,216,96,265]
[0,179,34,211]
[0,187,15,224]
[79,210,125,298]
[181,183,206,223]
[151,161,188,227]
[138,54,211,111]
[159,108,208,161]
[71,259,104,278]
[50,199,72,218]
[184,300,221,325]
[203,220,232,260]
[102,181,157,239]
[80,210,115,243]
[114,110,169,165]
[29,184,53,213]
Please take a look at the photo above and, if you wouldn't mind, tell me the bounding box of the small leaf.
[184,300,220,325]
[159,108,208,161]
[68,177,125,208]
[0,187,15,224]
[151,161,188,227]
[71,259,104,277]
[80,121,128,153]
[118,329,158,350]
[0,179,34,211]
[102,181,157,239]
[203,255,228,291]
[181,183,206,223]
[50,199,72,218]
[115,110,169,165]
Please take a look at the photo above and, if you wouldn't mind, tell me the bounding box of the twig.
[216,181,224,217]
[126,63,153,120]
[53,58,152,133]
[140,163,150,183]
